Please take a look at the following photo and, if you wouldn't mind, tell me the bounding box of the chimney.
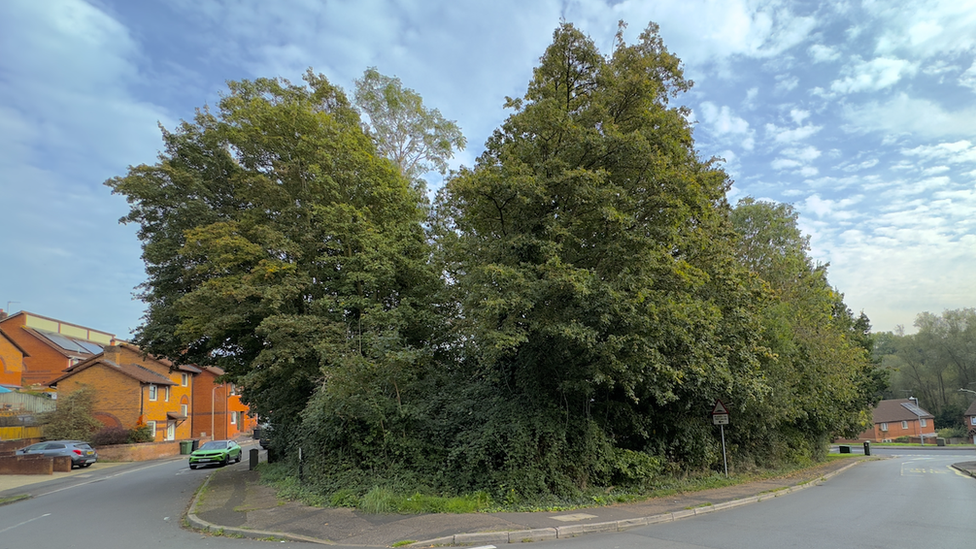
[102,345,122,364]
[0,309,6,320]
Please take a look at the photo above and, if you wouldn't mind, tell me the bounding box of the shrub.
[128,422,154,443]
[92,427,130,446]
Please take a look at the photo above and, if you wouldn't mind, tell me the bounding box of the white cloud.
[870,1,976,58]
[809,43,840,63]
[960,62,976,91]
[781,145,821,162]
[771,158,802,170]
[699,101,750,135]
[765,122,823,143]
[901,140,976,163]
[830,56,918,94]
[790,108,810,125]
[776,75,799,93]
[843,94,976,138]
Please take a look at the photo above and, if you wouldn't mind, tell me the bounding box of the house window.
[181,373,188,386]
[230,411,237,425]
[166,422,175,441]
[146,420,156,440]
[165,386,170,402]
[880,423,888,432]
[901,421,908,429]
[148,384,158,401]
[181,404,188,417]
[971,416,976,426]
[920,418,927,427]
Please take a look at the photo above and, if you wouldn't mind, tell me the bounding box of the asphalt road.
[550,449,976,549]
[0,458,297,548]
[2,448,973,548]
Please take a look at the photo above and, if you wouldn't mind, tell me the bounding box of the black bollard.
[249,448,259,470]
[863,441,871,456]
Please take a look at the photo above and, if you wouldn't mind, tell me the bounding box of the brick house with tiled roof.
[191,366,257,441]
[0,329,29,390]
[0,311,114,387]
[47,345,199,442]
[855,398,937,443]
[965,400,976,444]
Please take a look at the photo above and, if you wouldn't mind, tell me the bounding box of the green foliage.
[91,427,129,446]
[109,22,885,503]
[354,67,466,181]
[877,308,976,425]
[128,422,154,443]
[41,386,103,441]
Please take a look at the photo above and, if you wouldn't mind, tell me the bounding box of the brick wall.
[0,454,71,474]
[57,366,143,429]
[0,333,25,387]
[0,318,72,386]
[95,440,182,462]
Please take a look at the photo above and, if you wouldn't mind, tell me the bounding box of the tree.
[878,308,976,425]
[354,67,466,182]
[731,198,885,453]
[437,21,768,486]
[107,70,442,451]
[42,386,103,441]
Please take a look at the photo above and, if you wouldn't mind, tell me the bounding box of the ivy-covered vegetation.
[107,22,885,503]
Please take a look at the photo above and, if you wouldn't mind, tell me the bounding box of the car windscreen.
[199,442,227,450]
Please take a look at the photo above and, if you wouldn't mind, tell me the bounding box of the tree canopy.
[108,24,886,501]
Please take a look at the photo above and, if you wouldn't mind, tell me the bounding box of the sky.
[1,0,975,338]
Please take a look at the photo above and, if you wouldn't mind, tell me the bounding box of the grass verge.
[256,455,863,515]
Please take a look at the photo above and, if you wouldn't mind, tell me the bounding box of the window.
[165,386,170,402]
[920,418,927,427]
[146,420,156,440]
[181,373,188,386]
[230,411,237,425]
[880,423,888,432]
[181,404,188,417]
[971,416,976,426]
[901,421,908,429]
[148,384,157,401]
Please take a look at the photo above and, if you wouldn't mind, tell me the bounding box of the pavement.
[5,446,976,547]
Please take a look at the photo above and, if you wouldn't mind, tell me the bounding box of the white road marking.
[0,513,51,534]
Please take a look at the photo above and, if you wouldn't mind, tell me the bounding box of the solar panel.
[37,330,88,353]
[902,402,925,415]
[78,341,104,354]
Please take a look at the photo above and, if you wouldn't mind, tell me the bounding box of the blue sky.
[2,0,975,338]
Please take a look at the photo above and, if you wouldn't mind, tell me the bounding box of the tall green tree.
[731,198,885,455]
[438,22,768,483]
[354,67,466,182]
[107,71,441,445]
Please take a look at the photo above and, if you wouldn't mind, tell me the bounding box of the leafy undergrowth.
[256,458,855,515]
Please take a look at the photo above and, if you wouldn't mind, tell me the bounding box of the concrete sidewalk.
[185,455,927,547]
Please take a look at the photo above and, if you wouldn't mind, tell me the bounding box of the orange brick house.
[852,398,937,443]
[0,311,114,388]
[0,329,29,390]
[965,400,976,444]
[191,366,257,440]
[48,345,201,442]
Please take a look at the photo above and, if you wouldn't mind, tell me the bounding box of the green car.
[188,440,242,469]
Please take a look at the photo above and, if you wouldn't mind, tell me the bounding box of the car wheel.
[235,453,241,463]
[221,456,228,466]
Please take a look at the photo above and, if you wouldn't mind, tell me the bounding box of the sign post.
[712,400,730,478]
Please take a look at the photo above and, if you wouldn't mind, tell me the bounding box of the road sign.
[711,399,730,425]
[711,399,730,477]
